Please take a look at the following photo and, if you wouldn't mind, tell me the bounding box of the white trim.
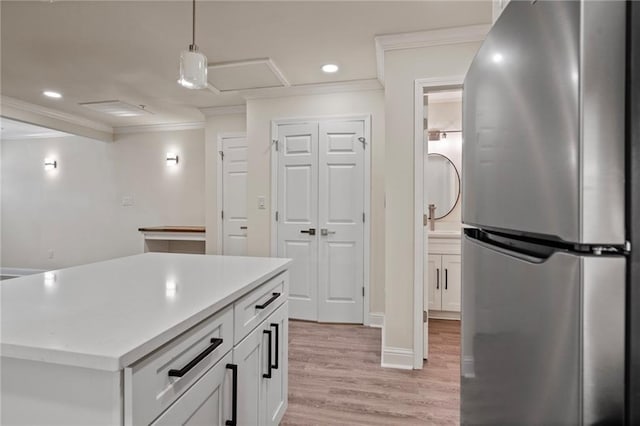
[0,267,46,276]
[375,25,490,84]
[242,79,381,100]
[216,132,248,255]
[381,347,414,370]
[414,77,464,370]
[1,96,113,134]
[270,114,372,325]
[114,121,204,135]
[200,105,247,117]
[368,312,384,328]
[207,58,291,92]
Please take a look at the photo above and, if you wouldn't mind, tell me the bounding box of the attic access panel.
[207,59,290,92]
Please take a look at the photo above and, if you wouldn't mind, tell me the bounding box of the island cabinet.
[0,253,291,426]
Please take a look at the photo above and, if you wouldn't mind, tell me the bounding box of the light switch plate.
[258,196,266,210]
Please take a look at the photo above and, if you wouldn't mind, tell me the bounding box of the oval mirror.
[426,153,460,219]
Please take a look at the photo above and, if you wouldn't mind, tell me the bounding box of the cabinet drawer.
[125,306,234,426]
[150,351,233,426]
[234,271,288,344]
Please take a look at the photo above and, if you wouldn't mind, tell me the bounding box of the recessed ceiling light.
[321,64,339,73]
[492,53,503,63]
[43,90,62,99]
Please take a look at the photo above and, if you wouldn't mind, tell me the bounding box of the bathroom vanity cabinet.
[427,231,461,319]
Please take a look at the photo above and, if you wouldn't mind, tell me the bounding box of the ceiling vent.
[79,100,152,117]
[207,58,290,92]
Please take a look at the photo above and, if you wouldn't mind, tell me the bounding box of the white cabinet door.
[317,121,365,323]
[441,254,461,312]
[427,255,442,311]
[222,136,248,256]
[233,323,268,426]
[263,302,289,426]
[150,351,233,426]
[277,123,319,321]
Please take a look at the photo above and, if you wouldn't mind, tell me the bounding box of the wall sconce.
[166,153,179,166]
[44,158,57,171]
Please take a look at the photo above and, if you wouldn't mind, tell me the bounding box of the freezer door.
[461,233,624,425]
[462,1,625,245]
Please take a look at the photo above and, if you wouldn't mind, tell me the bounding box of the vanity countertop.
[0,253,291,372]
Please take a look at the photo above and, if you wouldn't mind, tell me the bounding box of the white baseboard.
[381,346,414,370]
[0,267,46,277]
[368,312,384,328]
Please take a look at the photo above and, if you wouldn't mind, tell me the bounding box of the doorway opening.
[413,77,463,368]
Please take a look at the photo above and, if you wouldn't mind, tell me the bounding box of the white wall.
[1,129,205,269]
[246,90,386,315]
[383,42,482,354]
[204,113,247,254]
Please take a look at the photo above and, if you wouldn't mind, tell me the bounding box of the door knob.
[300,228,316,235]
[320,229,336,236]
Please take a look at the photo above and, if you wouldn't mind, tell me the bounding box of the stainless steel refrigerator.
[460,1,638,424]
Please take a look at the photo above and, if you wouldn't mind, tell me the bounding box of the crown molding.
[200,105,247,117]
[240,78,382,100]
[375,24,491,84]
[0,95,113,133]
[113,121,205,135]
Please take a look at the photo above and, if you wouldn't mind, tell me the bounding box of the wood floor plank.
[282,319,461,425]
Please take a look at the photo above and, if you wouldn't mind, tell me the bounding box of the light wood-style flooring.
[282,319,461,425]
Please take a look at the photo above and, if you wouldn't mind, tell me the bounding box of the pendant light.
[178,0,207,89]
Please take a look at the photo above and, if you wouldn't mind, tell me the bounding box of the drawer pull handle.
[225,363,238,426]
[445,269,448,290]
[436,268,440,290]
[263,330,273,379]
[168,337,223,378]
[255,292,280,310]
[270,323,279,370]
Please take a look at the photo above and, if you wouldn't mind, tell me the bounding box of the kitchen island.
[1,253,291,425]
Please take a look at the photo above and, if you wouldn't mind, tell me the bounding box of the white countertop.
[1,253,291,372]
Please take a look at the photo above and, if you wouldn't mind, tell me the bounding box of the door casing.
[270,114,372,325]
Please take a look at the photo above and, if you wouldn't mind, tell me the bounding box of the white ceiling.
[1,1,491,127]
[0,117,71,140]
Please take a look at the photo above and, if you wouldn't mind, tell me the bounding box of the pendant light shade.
[178,0,207,90]
[178,48,207,89]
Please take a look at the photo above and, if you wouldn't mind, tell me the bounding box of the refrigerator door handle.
[466,233,548,264]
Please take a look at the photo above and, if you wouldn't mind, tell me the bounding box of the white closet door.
[222,136,248,256]
[317,121,365,323]
[276,123,319,321]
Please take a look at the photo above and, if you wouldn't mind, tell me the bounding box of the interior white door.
[222,136,248,256]
[276,123,319,321]
[317,121,365,323]
[424,253,440,359]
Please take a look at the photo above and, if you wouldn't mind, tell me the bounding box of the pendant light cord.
[191,0,197,50]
